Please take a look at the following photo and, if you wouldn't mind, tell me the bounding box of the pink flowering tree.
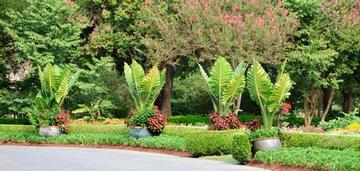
[138,0,298,115]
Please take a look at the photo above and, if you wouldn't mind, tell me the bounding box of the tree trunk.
[342,89,353,113]
[321,88,335,123]
[157,64,174,116]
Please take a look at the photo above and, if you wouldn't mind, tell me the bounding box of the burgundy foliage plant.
[209,112,245,130]
[55,109,70,133]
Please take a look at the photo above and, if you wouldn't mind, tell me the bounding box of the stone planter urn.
[129,126,152,138]
[39,126,62,137]
[253,137,282,153]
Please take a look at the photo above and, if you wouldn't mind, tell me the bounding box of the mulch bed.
[0,140,190,157]
[247,160,327,171]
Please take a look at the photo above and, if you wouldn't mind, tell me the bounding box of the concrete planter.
[39,126,61,137]
[253,137,282,153]
[129,126,152,138]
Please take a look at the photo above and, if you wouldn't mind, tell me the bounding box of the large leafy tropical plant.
[124,60,166,126]
[247,61,292,130]
[28,64,78,126]
[198,57,246,117]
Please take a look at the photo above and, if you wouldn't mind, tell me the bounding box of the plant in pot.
[28,64,78,137]
[247,61,292,152]
[124,60,167,138]
[198,57,246,130]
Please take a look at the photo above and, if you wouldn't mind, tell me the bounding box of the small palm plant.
[198,57,246,117]
[247,61,292,130]
[28,64,78,127]
[124,60,166,128]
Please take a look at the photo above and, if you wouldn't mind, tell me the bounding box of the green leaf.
[268,74,292,113]
[222,74,245,105]
[208,57,233,99]
[141,65,163,107]
[246,61,273,110]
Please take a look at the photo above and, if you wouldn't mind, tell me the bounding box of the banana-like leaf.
[124,62,140,109]
[246,61,273,107]
[141,65,162,107]
[130,60,145,96]
[268,74,292,113]
[234,62,246,77]
[198,64,210,83]
[72,106,90,114]
[55,69,70,105]
[221,74,245,105]
[34,97,48,112]
[208,57,233,99]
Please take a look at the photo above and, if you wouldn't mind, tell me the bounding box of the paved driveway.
[0,145,266,171]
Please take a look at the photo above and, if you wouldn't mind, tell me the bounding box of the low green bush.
[255,147,360,170]
[320,111,360,131]
[281,132,360,150]
[231,133,251,164]
[251,127,279,140]
[0,118,31,125]
[0,132,186,151]
[163,126,207,137]
[68,125,128,134]
[185,130,246,157]
[0,124,36,133]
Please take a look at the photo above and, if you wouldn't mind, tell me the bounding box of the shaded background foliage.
[0,0,359,123]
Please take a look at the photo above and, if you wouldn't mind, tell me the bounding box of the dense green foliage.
[0,132,186,151]
[0,118,30,125]
[231,133,251,164]
[185,130,246,157]
[255,147,360,170]
[281,132,360,150]
[251,127,279,140]
[321,110,360,131]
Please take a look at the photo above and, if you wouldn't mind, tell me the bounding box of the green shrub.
[0,118,30,125]
[0,124,36,133]
[68,125,128,134]
[281,132,360,150]
[320,111,360,131]
[251,127,279,140]
[232,133,251,164]
[255,147,360,170]
[284,115,320,127]
[185,130,245,157]
[0,132,186,151]
[163,126,207,137]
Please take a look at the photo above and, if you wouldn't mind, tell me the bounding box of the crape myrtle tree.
[138,0,298,115]
[285,0,360,125]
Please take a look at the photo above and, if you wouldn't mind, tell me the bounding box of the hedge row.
[0,132,186,151]
[0,118,30,125]
[255,147,360,170]
[281,132,360,151]
[185,130,247,157]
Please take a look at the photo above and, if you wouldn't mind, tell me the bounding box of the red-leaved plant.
[55,109,70,133]
[147,107,167,134]
[209,112,245,130]
[246,119,263,132]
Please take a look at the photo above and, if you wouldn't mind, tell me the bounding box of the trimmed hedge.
[0,132,186,151]
[167,115,209,125]
[185,130,246,157]
[0,118,30,125]
[281,132,360,150]
[231,133,251,164]
[255,147,360,170]
[69,125,128,134]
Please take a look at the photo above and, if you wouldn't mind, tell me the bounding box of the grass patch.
[255,147,360,170]
[0,125,36,133]
[201,155,238,164]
